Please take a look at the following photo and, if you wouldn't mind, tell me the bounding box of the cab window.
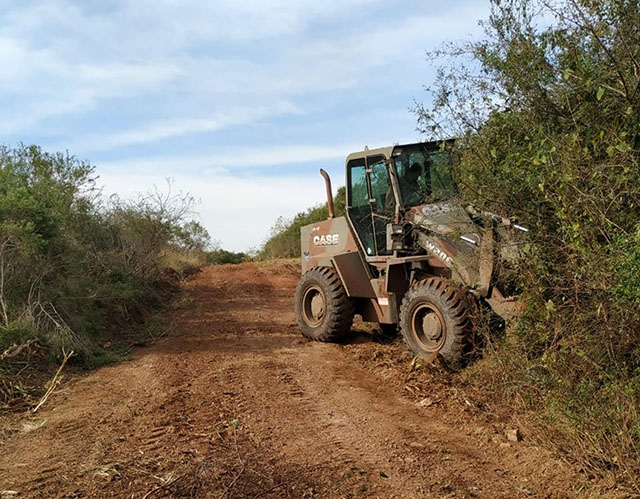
[394,148,456,206]
[347,158,375,255]
[368,156,394,214]
[367,155,393,255]
[348,159,368,207]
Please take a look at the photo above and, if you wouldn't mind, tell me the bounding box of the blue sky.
[1,0,488,251]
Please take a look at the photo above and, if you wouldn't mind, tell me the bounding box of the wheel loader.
[294,140,528,368]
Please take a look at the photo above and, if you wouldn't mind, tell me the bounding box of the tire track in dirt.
[0,262,577,497]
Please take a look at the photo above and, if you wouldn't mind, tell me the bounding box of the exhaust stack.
[319,169,335,219]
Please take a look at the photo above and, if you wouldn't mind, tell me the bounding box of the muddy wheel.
[294,267,355,342]
[399,277,472,369]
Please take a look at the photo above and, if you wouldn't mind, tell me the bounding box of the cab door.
[346,157,375,256]
[346,155,396,256]
[367,155,395,256]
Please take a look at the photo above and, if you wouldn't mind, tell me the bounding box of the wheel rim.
[302,285,326,327]
[410,302,446,351]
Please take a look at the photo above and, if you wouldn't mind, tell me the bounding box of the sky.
[0,0,489,251]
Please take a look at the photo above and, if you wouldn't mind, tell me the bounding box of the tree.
[415,0,640,487]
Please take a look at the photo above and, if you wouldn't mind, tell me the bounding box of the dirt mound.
[0,261,582,497]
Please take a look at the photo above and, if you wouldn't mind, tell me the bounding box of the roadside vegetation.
[262,0,640,491]
[0,144,210,380]
[415,0,640,489]
[206,248,250,265]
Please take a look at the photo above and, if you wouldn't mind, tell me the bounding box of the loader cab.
[346,141,456,257]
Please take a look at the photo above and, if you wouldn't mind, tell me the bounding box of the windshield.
[393,146,457,207]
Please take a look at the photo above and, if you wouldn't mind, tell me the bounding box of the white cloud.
[77,61,182,89]
[98,170,331,251]
[0,0,487,136]
[294,9,486,66]
[97,142,378,174]
[0,36,182,134]
[72,101,302,152]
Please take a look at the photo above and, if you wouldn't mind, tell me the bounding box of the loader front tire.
[399,277,472,369]
[295,267,354,342]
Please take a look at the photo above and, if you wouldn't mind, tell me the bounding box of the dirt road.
[0,262,579,498]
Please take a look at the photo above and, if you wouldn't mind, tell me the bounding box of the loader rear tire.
[399,277,472,369]
[295,267,355,342]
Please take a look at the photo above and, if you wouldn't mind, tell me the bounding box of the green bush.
[0,145,210,366]
[417,0,640,489]
[0,320,37,352]
[613,222,640,306]
[206,249,249,265]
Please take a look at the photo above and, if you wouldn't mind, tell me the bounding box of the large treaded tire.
[294,267,355,342]
[399,277,472,369]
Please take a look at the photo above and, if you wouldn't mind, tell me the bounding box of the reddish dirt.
[0,261,582,498]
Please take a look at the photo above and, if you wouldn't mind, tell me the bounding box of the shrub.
[0,145,210,366]
[416,0,640,489]
[206,249,249,265]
